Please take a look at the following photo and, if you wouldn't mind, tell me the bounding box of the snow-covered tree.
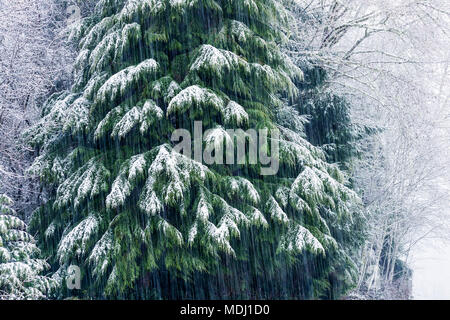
[26,0,364,299]
[0,194,55,299]
[284,0,450,298]
[0,0,75,218]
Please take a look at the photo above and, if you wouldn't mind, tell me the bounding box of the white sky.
[412,239,450,299]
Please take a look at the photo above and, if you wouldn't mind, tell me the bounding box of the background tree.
[0,0,75,220]
[284,0,450,298]
[0,194,55,299]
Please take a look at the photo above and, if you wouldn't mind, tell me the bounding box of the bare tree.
[285,0,450,297]
[0,0,75,219]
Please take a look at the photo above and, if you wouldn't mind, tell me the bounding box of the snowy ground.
[412,240,450,299]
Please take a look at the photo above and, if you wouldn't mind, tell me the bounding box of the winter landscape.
[0,0,449,301]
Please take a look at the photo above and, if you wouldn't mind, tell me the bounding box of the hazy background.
[412,239,450,299]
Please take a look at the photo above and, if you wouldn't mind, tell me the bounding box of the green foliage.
[298,67,367,166]
[27,0,364,299]
[0,195,56,299]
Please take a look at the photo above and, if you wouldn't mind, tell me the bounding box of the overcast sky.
[412,238,450,299]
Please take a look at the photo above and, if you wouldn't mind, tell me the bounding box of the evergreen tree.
[0,194,55,299]
[26,0,364,299]
[291,66,366,167]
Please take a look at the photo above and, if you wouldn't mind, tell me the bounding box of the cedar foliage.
[0,194,55,299]
[26,0,365,299]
